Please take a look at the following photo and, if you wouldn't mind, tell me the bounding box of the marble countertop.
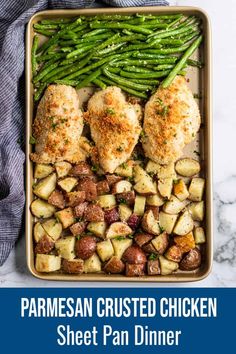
[1,0,236,287]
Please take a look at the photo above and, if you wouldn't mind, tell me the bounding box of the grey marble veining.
[1,0,236,287]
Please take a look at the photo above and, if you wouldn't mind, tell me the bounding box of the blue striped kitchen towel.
[0,0,169,266]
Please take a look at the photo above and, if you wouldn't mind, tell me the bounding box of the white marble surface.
[1,0,236,287]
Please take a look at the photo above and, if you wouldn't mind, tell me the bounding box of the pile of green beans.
[32,13,203,100]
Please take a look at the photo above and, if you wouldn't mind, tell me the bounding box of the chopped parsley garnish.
[127,234,134,239]
[149,253,157,261]
[29,135,36,144]
[120,162,128,169]
[115,236,126,241]
[118,198,127,204]
[156,97,169,117]
[163,140,167,144]
[106,107,115,115]
[159,225,165,233]
[76,217,83,222]
[76,235,81,240]
[91,165,99,172]
[193,93,202,99]
[51,122,58,130]
[173,179,179,184]
[127,176,134,183]
[194,150,200,156]
[65,138,69,145]
[116,146,124,152]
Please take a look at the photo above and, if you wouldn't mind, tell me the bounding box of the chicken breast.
[142,76,201,164]
[30,85,85,164]
[86,86,142,173]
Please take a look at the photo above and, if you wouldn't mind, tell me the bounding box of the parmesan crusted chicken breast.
[142,76,201,164]
[30,85,85,164]
[86,86,142,173]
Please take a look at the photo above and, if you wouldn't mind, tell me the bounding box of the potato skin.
[104,256,125,274]
[35,235,55,254]
[142,242,158,254]
[104,208,120,225]
[77,178,97,201]
[165,245,183,262]
[74,202,88,218]
[134,233,153,248]
[84,204,104,222]
[146,205,159,219]
[97,180,110,195]
[62,259,84,274]
[126,263,145,277]
[48,190,65,209]
[127,214,141,230]
[66,191,86,207]
[106,174,123,186]
[147,260,161,275]
[69,162,93,177]
[179,248,201,271]
[75,236,97,260]
[70,222,87,236]
[122,245,147,264]
[116,191,135,206]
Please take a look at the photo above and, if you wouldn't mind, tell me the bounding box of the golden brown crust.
[142,76,201,164]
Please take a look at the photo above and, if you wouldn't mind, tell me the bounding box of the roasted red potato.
[165,245,183,262]
[70,222,87,236]
[62,259,84,274]
[146,205,159,219]
[84,204,104,222]
[106,174,123,186]
[66,191,86,207]
[77,178,97,201]
[126,263,145,276]
[147,260,161,275]
[104,256,125,274]
[116,191,135,206]
[179,248,201,271]
[134,233,153,248]
[97,180,110,195]
[127,213,141,230]
[35,235,54,254]
[122,245,147,264]
[151,232,169,254]
[104,208,120,225]
[75,236,97,260]
[48,189,65,209]
[174,232,195,253]
[74,202,88,218]
[69,162,93,177]
[142,242,158,254]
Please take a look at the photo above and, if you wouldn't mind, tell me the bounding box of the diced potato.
[174,232,195,253]
[159,211,178,234]
[194,226,206,244]
[98,194,116,209]
[118,204,132,222]
[173,179,189,201]
[115,160,133,177]
[165,245,183,262]
[34,164,54,179]
[55,207,75,229]
[146,191,164,207]
[31,199,56,219]
[79,136,93,156]
[106,222,132,239]
[84,253,102,273]
[142,209,160,235]
[55,161,72,178]
[42,218,62,241]
[162,195,185,214]
[158,162,176,179]
[145,160,159,175]
[151,232,169,255]
[175,158,200,177]
[188,177,205,201]
[34,222,46,243]
[173,211,194,235]
[35,254,61,273]
[58,177,78,193]
[62,259,84,274]
[134,177,156,195]
[188,201,204,221]
[111,238,132,259]
[87,221,107,238]
[134,165,149,183]
[97,239,114,262]
[133,195,146,216]
[55,236,75,260]
[158,178,173,199]
[112,180,132,194]
[159,255,179,275]
[33,173,57,200]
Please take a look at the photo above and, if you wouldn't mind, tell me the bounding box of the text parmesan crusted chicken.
[142,76,201,165]
[30,85,86,164]
[86,86,142,173]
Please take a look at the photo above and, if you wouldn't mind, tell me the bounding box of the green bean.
[167,14,184,28]
[113,58,178,66]
[34,83,47,101]
[97,42,125,56]
[66,43,96,59]
[33,61,60,83]
[72,24,89,33]
[42,64,74,83]
[100,76,148,99]
[181,31,200,43]
[138,44,190,55]
[31,35,39,76]
[123,66,154,73]
[46,43,58,54]
[82,29,107,37]
[187,58,203,68]
[103,67,152,91]
[162,35,203,88]
[41,18,73,25]
[128,78,160,85]
[159,38,184,46]
[61,47,73,52]
[34,23,58,30]
[33,28,55,37]
[147,24,197,41]
[76,69,101,89]
[37,18,82,54]
[36,52,65,62]
[59,32,114,46]
[85,15,134,22]
[105,67,120,74]
[93,78,107,89]
[54,79,79,86]
[119,70,171,79]
[154,64,174,70]
[90,21,153,35]
[132,53,174,59]
[93,33,120,52]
